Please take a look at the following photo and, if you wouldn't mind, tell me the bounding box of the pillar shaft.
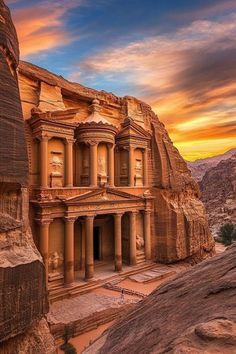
[40,137,48,188]
[108,144,115,187]
[143,149,148,186]
[85,215,94,280]
[64,218,75,285]
[114,213,123,271]
[39,220,50,284]
[130,211,137,265]
[65,139,74,187]
[144,211,151,260]
[90,143,98,187]
[129,147,135,187]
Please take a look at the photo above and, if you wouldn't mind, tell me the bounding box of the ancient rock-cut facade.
[16,59,214,290]
[0,1,55,352]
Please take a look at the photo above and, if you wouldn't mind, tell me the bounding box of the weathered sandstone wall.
[18,60,214,263]
[83,244,236,354]
[0,1,55,352]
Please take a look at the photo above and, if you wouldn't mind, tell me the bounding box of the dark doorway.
[93,226,100,260]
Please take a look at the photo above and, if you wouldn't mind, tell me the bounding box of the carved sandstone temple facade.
[27,99,153,287]
[17,61,214,290]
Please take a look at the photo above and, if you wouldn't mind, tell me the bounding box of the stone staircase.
[136,250,146,265]
[49,261,155,303]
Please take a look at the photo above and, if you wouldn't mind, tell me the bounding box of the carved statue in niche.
[48,251,64,276]
[50,154,63,176]
[135,158,143,186]
[135,159,142,177]
[98,156,106,176]
[98,156,107,186]
[136,234,144,251]
[50,151,63,187]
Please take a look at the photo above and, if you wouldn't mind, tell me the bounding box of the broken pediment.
[117,117,151,141]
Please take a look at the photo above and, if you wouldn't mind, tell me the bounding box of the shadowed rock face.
[200,154,236,236]
[0,1,55,352]
[0,0,28,186]
[83,244,236,354]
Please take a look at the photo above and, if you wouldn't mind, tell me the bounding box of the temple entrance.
[93,226,100,261]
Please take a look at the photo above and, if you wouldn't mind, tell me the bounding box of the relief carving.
[48,251,64,278]
[136,234,144,250]
[50,152,63,187]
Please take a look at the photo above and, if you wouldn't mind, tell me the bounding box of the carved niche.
[50,151,63,187]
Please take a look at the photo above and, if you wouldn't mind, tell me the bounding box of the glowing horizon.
[6,0,236,161]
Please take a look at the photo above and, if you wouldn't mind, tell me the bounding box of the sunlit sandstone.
[14,60,215,291]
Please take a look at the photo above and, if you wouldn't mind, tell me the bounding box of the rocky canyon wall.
[0,1,55,352]
[18,60,214,264]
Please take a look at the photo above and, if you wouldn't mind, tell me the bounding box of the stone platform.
[48,292,139,341]
[128,264,176,283]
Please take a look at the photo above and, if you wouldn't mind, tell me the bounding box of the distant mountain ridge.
[187,148,236,181]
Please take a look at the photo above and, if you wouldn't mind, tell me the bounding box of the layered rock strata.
[83,244,236,354]
[0,1,55,352]
[18,61,214,263]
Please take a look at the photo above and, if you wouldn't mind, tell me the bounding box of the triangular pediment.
[65,188,143,205]
[117,117,150,140]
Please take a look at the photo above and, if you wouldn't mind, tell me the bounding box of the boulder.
[83,243,236,354]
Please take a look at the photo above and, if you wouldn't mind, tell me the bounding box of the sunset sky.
[6,0,236,161]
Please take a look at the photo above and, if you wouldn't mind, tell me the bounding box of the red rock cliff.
[0,1,55,352]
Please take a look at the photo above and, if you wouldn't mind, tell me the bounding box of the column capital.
[38,135,50,142]
[114,212,124,218]
[65,137,76,145]
[63,216,77,223]
[130,210,138,216]
[35,218,52,226]
[144,209,152,215]
[85,139,98,146]
[85,214,95,220]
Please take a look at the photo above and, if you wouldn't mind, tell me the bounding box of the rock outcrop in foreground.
[0,1,55,352]
[200,154,236,236]
[84,244,236,354]
[18,59,214,263]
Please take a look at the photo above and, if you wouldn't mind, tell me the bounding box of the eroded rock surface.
[83,244,236,354]
[200,154,236,236]
[18,60,214,263]
[0,1,55,352]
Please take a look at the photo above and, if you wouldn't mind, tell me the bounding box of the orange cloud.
[79,13,236,160]
[8,1,81,57]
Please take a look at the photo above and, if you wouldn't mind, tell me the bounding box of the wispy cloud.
[76,12,236,160]
[7,0,83,57]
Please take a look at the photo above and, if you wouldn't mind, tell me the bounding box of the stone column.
[144,210,151,260]
[143,149,148,186]
[85,215,95,280]
[108,144,115,187]
[39,136,49,188]
[129,211,137,265]
[65,139,74,187]
[90,142,98,187]
[38,219,51,285]
[129,146,135,187]
[114,213,123,271]
[64,217,76,285]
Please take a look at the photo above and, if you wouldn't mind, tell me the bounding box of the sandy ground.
[58,321,114,354]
